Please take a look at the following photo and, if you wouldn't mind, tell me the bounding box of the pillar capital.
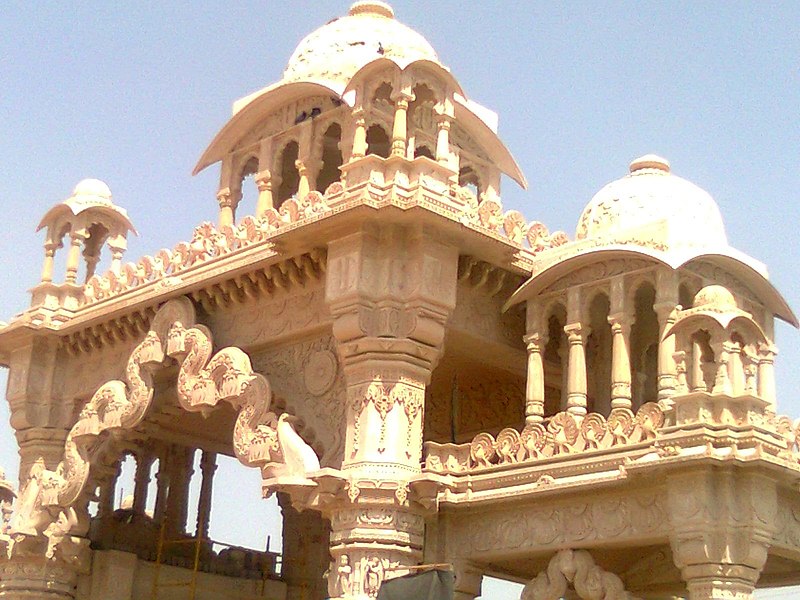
[668,469,776,599]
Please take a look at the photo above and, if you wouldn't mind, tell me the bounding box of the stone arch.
[317,122,343,194]
[276,140,301,205]
[520,549,640,600]
[233,154,260,221]
[7,297,317,557]
[366,124,391,158]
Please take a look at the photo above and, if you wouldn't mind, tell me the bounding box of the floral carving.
[83,190,334,305]
[456,187,569,253]
[425,403,665,474]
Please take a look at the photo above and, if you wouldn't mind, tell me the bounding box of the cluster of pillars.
[94,443,217,540]
[216,81,466,229]
[675,333,776,408]
[40,229,127,286]
[523,271,680,424]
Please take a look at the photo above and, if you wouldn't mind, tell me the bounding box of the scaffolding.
[149,520,280,600]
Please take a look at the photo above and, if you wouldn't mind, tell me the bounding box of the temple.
[2,2,800,599]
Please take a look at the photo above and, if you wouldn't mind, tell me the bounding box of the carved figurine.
[362,556,384,598]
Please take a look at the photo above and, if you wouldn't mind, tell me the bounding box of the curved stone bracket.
[520,549,640,600]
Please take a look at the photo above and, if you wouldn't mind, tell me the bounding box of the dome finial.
[349,1,394,19]
[629,154,670,174]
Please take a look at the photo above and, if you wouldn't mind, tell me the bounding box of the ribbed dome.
[283,1,439,86]
[576,155,728,251]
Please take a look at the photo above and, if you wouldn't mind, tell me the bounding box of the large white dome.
[576,154,728,252]
[283,1,440,86]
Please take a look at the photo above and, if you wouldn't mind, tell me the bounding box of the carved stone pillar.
[757,344,777,411]
[132,449,154,515]
[710,332,732,396]
[40,241,59,283]
[435,113,452,165]
[108,243,125,277]
[296,160,311,200]
[351,108,368,160]
[564,288,587,415]
[390,92,412,157]
[524,332,546,425]
[324,224,458,597]
[655,269,680,403]
[64,230,87,284]
[216,187,238,228]
[668,469,776,600]
[564,324,587,416]
[608,315,632,410]
[255,170,274,217]
[195,451,216,539]
[279,493,332,600]
[164,445,194,536]
[153,459,169,524]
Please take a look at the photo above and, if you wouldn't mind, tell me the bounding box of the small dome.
[283,1,439,86]
[69,178,114,207]
[576,155,728,252]
[694,285,737,310]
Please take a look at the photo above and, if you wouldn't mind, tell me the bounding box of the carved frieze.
[208,285,329,348]
[449,490,667,558]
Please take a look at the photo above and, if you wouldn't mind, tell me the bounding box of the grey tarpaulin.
[376,569,454,600]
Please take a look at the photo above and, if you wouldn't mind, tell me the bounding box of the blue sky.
[1,2,798,597]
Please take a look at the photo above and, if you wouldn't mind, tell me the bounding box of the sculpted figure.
[362,556,384,598]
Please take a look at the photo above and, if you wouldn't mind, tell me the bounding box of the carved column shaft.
[655,269,680,402]
[608,315,632,410]
[351,108,368,160]
[255,170,274,217]
[164,445,194,535]
[40,241,59,283]
[64,231,86,284]
[564,324,587,416]
[217,187,238,228]
[757,346,776,410]
[132,450,154,515]
[435,114,452,165]
[524,332,546,425]
[195,450,216,538]
[391,94,412,157]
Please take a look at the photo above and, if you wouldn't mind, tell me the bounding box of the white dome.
[71,178,113,204]
[576,155,728,252]
[283,1,439,86]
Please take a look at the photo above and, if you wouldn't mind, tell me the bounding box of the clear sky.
[0,2,798,598]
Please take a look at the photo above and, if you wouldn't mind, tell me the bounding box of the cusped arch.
[7,297,318,555]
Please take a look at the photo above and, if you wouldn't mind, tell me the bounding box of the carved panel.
[252,335,346,467]
[448,490,668,559]
[208,285,330,348]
